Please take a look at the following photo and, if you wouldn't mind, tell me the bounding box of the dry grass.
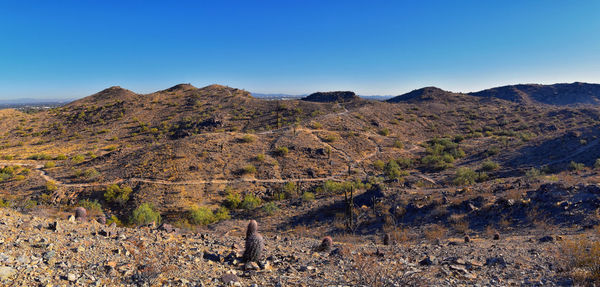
[424,224,448,241]
[560,231,600,284]
[449,214,470,235]
[350,252,411,286]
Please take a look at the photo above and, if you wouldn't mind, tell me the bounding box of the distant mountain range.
[387,82,600,106]
[3,82,600,107]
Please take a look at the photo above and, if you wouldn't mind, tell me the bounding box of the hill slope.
[469,82,600,105]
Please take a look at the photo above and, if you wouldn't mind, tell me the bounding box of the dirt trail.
[0,161,343,188]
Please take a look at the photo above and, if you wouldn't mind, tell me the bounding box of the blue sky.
[1,1,599,99]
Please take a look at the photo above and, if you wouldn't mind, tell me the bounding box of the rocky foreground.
[0,207,574,286]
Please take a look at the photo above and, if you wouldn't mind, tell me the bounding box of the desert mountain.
[469,82,600,105]
[388,82,600,106]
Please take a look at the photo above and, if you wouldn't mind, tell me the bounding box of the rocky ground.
[0,207,577,286]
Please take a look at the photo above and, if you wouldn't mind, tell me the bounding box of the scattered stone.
[48,221,60,232]
[493,233,500,240]
[420,255,436,266]
[464,235,470,243]
[0,267,16,280]
[221,273,240,284]
[539,235,554,243]
[68,215,76,223]
[67,273,77,282]
[244,262,260,270]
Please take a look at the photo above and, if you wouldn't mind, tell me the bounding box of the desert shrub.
[105,145,118,151]
[379,128,390,136]
[224,190,241,209]
[384,160,408,180]
[104,184,132,205]
[214,207,231,221]
[83,168,100,180]
[484,146,500,157]
[526,167,542,180]
[241,165,257,174]
[86,151,97,159]
[28,153,53,160]
[420,138,464,170]
[130,203,161,225]
[189,206,217,225]
[255,153,265,162]
[311,122,323,129]
[0,199,10,208]
[323,134,337,143]
[0,166,14,176]
[424,224,448,241]
[282,181,297,198]
[421,154,454,171]
[274,146,289,156]
[55,154,67,160]
[240,193,261,210]
[78,199,103,216]
[395,157,412,169]
[44,162,56,169]
[24,199,37,209]
[561,234,600,283]
[240,134,255,143]
[569,161,585,171]
[481,160,499,171]
[262,202,279,215]
[453,167,478,185]
[71,154,85,164]
[595,158,600,170]
[46,181,58,192]
[393,140,403,149]
[302,192,315,202]
[106,215,123,226]
[373,160,385,171]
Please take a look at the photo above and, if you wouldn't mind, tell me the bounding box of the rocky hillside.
[0,207,584,286]
[469,82,600,105]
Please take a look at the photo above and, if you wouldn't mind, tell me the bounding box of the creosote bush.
[481,160,499,171]
[130,203,161,225]
[240,134,256,143]
[262,202,279,215]
[46,181,58,192]
[189,206,230,225]
[274,146,289,156]
[240,193,261,210]
[224,189,241,209]
[104,184,132,205]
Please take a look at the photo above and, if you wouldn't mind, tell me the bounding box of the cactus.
[243,220,264,263]
[74,207,87,219]
[383,233,391,245]
[246,220,258,239]
[316,236,333,252]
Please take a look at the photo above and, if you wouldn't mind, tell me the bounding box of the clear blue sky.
[1,1,599,99]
